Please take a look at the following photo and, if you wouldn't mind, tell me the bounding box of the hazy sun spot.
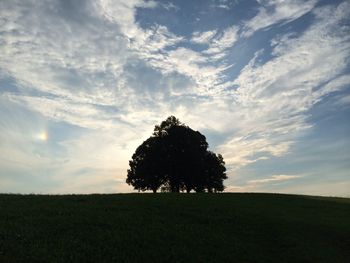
[38,131,48,141]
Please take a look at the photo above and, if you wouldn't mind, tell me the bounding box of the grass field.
[0,193,349,262]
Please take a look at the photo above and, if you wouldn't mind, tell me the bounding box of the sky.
[0,0,349,196]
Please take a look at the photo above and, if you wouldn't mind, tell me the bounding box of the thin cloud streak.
[248,174,302,184]
[242,0,317,37]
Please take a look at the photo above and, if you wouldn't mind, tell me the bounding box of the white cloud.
[248,174,302,184]
[204,26,239,55]
[220,137,293,168]
[161,2,179,11]
[210,0,232,10]
[243,0,318,37]
[96,0,182,52]
[337,94,350,106]
[313,75,350,103]
[223,174,303,193]
[190,26,239,60]
[7,94,119,130]
[0,0,163,193]
[141,26,239,94]
[191,30,217,44]
[0,0,184,126]
[216,2,350,168]
[95,0,156,38]
[226,169,350,197]
[276,180,350,197]
[0,96,147,194]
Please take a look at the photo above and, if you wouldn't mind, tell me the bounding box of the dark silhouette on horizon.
[126,116,227,193]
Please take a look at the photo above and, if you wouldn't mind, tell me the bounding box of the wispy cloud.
[203,26,239,58]
[161,2,179,11]
[219,1,350,168]
[210,0,236,10]
[191,30,217,44]
[191,26,239,61]
[248,174,302,184]
[224,174,303,193]
[243,0,317,37]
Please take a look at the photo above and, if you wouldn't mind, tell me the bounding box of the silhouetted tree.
[126,136,166,193]
[126,116,227,193]
[203,152,227,193]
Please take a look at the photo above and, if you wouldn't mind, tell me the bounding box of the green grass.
[0,193,349,262]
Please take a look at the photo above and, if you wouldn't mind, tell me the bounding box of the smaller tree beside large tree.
[126,116,227,193]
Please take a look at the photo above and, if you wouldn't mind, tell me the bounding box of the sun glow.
[38,131,48,141]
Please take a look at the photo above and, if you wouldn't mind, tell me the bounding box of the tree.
[126,137,166,193]
[126,116,227,193]
[203,152,227,193]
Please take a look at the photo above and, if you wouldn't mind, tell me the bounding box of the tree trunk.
[152,189,157,193]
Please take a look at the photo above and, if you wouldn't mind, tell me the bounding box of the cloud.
[10,0,343,173]
[0,94,147,194]
[7,94,121,130]
[243,0,318,37]
[337,94,350,106]
[189,27,240,64]
[96,0,182,52]
[218,2,350,168]
[191,30,217,44]
[248,174,302,184]
[275,180,350,197]
[224,174,303,193]
[191,26,239,59]
[210,0,236,10]
[313,75,350,103]
[225,174,350,197]
[0,0,183,130]
[203,26,239,57]
[161,2,179,11]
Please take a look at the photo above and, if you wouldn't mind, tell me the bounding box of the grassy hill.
[0,193,349,262]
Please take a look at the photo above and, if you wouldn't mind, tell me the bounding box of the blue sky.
[0,0,349,196]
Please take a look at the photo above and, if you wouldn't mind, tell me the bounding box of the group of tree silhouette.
[126,116,227,193]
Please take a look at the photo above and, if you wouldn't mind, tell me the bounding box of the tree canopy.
[126,116,227,193]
